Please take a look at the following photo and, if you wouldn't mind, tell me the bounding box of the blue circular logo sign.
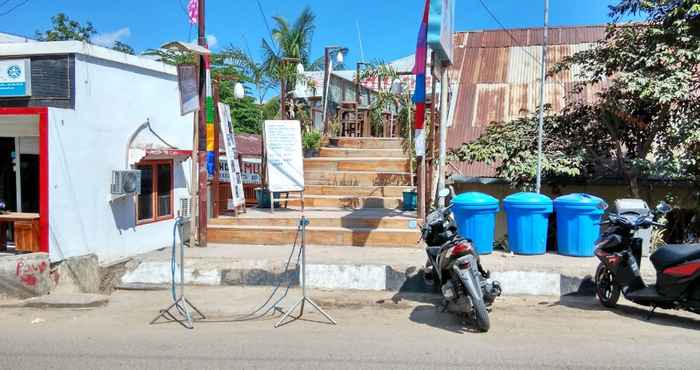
[7,65,22,79]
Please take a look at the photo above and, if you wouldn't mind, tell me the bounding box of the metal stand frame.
[151,218,206,329]
[274,193,336,328]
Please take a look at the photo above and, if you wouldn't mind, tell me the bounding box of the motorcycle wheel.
[472,297,490,332]
[595,263,620,308]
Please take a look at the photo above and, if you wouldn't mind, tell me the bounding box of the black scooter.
[421,188,501,332]
[594,201,700,317]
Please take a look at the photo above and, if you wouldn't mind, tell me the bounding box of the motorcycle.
[421,188,501,332]
[594,201,700,317]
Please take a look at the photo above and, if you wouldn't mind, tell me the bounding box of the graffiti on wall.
[15,260,48,287]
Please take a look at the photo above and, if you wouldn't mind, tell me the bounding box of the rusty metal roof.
[447,25,607,178]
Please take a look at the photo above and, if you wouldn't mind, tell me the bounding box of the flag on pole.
[412,0,430,156]
[204,55,216,176]
[187,0,198,25]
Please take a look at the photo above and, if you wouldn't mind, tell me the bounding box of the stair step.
[319,147,406,158]
[305,171,412,186]
[304,158,410,172]
[305,185,410,197]
[211,212,417,229]
[329,137,404,149]
[284,195,402,209]
[208,224,420,247]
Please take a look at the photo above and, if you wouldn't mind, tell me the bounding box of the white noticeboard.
[264,120,304,192]
[217,103,246,208]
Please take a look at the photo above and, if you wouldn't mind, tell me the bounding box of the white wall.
[48,54,194,263]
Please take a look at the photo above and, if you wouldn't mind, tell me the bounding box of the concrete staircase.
[208,137,419,247]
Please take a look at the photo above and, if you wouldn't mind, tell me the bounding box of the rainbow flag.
[205,55,216,176]
[412,0,430,156]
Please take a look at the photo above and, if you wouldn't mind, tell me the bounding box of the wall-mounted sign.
[176,64,199,116]
[428,0,455,64]
[0,59,31,97]
[264,120,304,192]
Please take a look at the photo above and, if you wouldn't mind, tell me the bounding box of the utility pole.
[536,0,549,194]
[437,61,449,207]
[321,47,331,135]
[196,0,208,246]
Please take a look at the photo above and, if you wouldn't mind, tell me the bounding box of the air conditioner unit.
[111,170,141,195]
[179,198,192,219]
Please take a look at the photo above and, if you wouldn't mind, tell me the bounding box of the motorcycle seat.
[650,244,700,271]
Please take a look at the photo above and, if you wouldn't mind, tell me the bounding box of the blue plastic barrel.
[554,193,605,257]
[402,190,417,211]
[451,192,500,255]
[503,192,553,255]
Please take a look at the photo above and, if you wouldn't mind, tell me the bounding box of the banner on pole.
[176,64,199,115]
[217,103,245,208]
[264,120,304,192]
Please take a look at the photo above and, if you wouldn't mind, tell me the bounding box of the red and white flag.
[187,0,198,25]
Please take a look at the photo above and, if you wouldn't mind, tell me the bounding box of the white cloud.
[93,27,131,47]
[190,34,218,49]
[206,34,217,48]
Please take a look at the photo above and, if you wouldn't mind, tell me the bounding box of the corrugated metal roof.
[448,25,606,178]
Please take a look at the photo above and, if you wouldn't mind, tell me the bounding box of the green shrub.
[303,129,322,151]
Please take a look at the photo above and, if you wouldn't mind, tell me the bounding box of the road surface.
[1,287,699,369]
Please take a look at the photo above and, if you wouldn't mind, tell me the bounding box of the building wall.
[454,182,698,244]
[47,54,194,263]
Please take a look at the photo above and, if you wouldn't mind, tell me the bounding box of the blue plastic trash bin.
[554,193,605,257]
[503,192,553,255]
[451,192,500,255]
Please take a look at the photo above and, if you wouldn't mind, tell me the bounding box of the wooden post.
[196,0,208,246]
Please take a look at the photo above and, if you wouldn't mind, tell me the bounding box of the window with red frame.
[136,160,173,224]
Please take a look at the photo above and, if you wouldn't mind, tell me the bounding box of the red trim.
[664,260,700,278]
[0,107,49,253]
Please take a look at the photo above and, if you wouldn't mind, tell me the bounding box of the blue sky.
[1,0,620,66]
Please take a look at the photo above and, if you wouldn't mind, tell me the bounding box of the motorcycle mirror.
[656,201,672,214]
[597,200,609,211]
[438,188,450,198]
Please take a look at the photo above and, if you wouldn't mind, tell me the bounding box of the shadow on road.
[407,304,487,334]
[558,295,700,331]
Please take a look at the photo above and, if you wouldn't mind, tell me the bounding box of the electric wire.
[475,0,569,93]
[199,219,304,323]
[0,0,29,16]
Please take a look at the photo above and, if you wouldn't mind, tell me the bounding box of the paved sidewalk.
[120,244,658,296]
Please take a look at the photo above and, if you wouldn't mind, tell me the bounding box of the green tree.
[220,46,272,105]
[451,0,700,197]
[261,6,316,93]
[35,13,96,41]
[225,96,263,134]
[112,41,135,55]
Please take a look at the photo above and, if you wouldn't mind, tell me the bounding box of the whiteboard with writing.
[264,120,304,192]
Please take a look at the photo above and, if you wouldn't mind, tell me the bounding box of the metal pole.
[196,0,208,246]
[322,47,330,135]
[536,0,549,194]
[437,62,449,207]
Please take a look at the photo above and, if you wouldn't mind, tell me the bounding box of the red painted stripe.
[0,107,49,254]
[664,260,700,278]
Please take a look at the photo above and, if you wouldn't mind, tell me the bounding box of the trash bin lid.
[554,193,605,211]
[503,192,553,211]
[452,192,499,210]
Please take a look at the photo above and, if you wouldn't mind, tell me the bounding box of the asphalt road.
[1,287,699,369]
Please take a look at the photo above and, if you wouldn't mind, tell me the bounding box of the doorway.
[0,137,17,211]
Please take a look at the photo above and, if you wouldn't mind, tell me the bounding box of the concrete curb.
[120,261,596,297]
[0,293,110,309]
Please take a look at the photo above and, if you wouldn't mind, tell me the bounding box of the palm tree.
[220,46,272,105]
[261,6,316,94]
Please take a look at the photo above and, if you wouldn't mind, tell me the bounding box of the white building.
[0,41,194,263]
